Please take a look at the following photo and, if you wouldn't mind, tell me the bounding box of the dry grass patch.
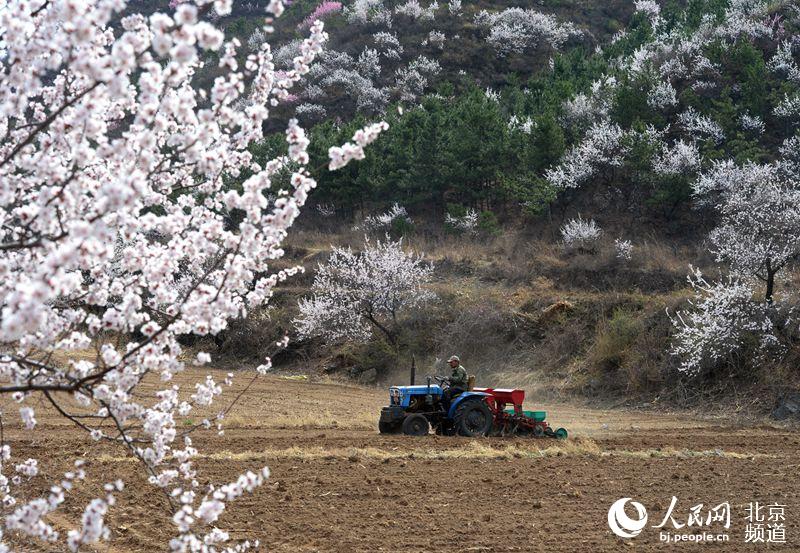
[92,435,775,465]
[603,447,775,460]
[223,409,376,430]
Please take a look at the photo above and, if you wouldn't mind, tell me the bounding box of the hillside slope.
[200,0,800,414]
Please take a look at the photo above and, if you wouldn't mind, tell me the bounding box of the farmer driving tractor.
[442,355,468,406]
[378,354,568,438]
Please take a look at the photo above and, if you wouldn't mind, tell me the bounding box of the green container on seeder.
[504,409,547,422]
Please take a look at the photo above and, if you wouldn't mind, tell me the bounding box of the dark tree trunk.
[766,272,775,304]
[765,258,775,304]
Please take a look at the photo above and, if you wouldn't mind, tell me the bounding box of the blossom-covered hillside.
[221,0,800,404]
[117,0,800,407]
[208,0,633,120]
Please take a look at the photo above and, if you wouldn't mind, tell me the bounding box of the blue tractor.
[378,376,494,437]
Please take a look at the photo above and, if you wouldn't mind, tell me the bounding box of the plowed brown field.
[6,370,799,552]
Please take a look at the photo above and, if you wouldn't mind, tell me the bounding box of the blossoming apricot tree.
[295,237,434,348]
[0,0,386,550]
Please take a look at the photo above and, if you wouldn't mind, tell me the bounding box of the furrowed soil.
[6,369,799,552]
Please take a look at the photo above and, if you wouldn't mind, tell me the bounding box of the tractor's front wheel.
[402,414,430,436]
[453,398,493,437]
[379,421,400,434]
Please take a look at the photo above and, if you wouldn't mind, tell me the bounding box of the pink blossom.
[298,1,342,30]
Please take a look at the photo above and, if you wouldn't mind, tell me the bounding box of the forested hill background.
[176,0,800,415]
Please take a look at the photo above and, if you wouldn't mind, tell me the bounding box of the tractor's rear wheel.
[402,414,430,436]
[453,398,493,437]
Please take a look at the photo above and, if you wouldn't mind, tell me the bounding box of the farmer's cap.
[448,355,460,363]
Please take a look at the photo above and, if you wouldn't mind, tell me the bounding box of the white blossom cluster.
[629,0,776,81]
[560,216,603,251]
[425,30,446,49]
[354,203,413,232]
[634,0,662,29]
[562,76,618,129]
[614,238,633,260]
[670,270,780,374]
[508,115,536,134]
[394,56,442,102]
[778,134,800,178]
[295,237,434,343]
[672,158,800,373]
[291,30,446,112]
[677,108,725,144]
[395,0,423,18]
[545,121,628,189]
[301,49,390,114]
[444,209,479,234]
[296,102,328,119]
[373,32,404,60]
[280,0,572,114]
[652,140,701,176]
[316,203,337,217]
[67,480,124,551]
[768,40,800,84]
[344,0,393,26]
[0,453,126,552]
[647,80,678,109]
[0,1,387,549]
[547,0,796,192]
[273,38,304,68]
[247,27,268,51]
[715,0,776,42]
[740,113,766,134]
[484,88,501,102]
[395,0,437,21]
[774,92,800,119]
[358,48,383,79]
[693,162,800,285]
[474,7,579,56]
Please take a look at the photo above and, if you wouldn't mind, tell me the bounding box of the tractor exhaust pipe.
[409,355,416,386]
[425,375,432,405]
